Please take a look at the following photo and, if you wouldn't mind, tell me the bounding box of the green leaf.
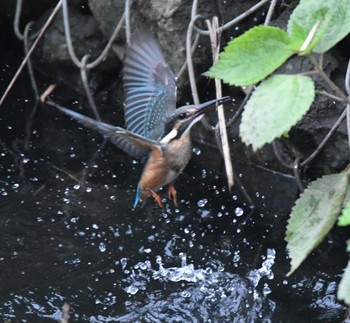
[288,0,350,53]
[338,201,350,226]
[338,240,350,305]
[338,179,350,226]
[239,75,315,151]
[286,173,349,276]
[204,26,293,86]
[287,22,308,51]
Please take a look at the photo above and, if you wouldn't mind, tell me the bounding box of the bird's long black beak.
[193,96,231,118]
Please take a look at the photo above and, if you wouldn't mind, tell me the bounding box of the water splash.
[248,248,276,288]
[153,253,207,283]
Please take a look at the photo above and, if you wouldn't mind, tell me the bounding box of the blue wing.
[123,31,176,140]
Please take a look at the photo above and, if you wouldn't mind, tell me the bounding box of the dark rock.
[32,7,121,95]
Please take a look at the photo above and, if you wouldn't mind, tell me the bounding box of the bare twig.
[345,61,350,150]
[193,0,270,35]
[79,139,108,186]
[62,0,82,67]
[273,105,348,170]
[86,12,125,70]
[309,55,348,100]
[345,59,350,96]
[23,22,39,101]
[226,86,254,128]
[186,15,202,105]
[125,0,131,44]
[40,84,58,103]
[293,157,304,192]
[0,0,63,107]
[48,162,85,186]
[24,101,39,150]
[317,90,348,103]
[264,0,277,26]
[14,0,25,40]
[300,107,347,167]
[206,17,234,189]
[191,0,199,19]
[14,0,39,40]
[272,140,293,169]
[80,55,101,121]
[176,33,200,79]
[62,0,125,70]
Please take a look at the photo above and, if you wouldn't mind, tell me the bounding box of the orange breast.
[138,135,192,200]
[138,148,171,199]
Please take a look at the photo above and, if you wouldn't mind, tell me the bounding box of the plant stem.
[317,90,348,103]
[309,54,348,101]
[300,107,347,167]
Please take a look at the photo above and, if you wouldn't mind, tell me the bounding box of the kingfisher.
[46,31,230,208]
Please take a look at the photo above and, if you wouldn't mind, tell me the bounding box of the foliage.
[206,0,350,151]
[206,0,350,305]
[286,172,349,275]
[338,201,350,226]
[240,75,314,150]
[288,0,350,54]
[204,26,293,86]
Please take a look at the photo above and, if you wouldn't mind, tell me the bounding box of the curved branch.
[186,15,202,105]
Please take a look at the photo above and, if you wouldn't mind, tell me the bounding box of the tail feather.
[133,185,142,209]
[55,104,119,136]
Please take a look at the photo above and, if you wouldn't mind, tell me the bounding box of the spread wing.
[123,31,176,141]
[52,102,158,160]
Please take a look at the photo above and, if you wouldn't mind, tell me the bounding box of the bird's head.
[160,96,231,144]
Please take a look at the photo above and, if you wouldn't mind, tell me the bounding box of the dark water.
[0,37,349,323]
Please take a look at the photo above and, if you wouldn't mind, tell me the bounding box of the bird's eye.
[178,113,187,119]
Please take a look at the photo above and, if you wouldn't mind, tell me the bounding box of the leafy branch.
[205,0,350,305]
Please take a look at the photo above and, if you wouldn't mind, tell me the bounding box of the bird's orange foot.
[150,190,164,209]
[167,184,178,206]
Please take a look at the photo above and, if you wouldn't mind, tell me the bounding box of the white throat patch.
[160,129,178,144]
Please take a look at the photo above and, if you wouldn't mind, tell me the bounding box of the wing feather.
[54,104,157,160]
[123,31,176,140]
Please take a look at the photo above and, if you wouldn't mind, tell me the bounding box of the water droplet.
[125,285,138,295]
[181,291,191,298]
[262,283,272,295]
[192,147,201,155]
[73,184,80,190]
[197,199,208,207]
[235,207,244,217]
[99,242,106,252]
[120,258,127,269]
[156,255,162,265]
[233,251,240,263]
[86,187,92,193]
